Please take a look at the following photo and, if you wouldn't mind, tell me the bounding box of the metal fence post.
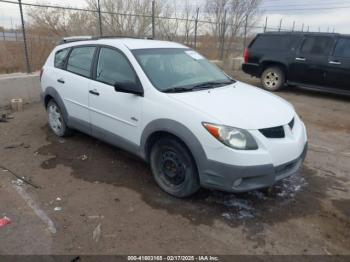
[243,14,248,55]
[194,7,199,49]
[301,23,304,32]
[97,0,103,36]
[292,21,295,32]
[2,30,5,41]
[219,10,227,60]
[278,18,282,32]
[152,0,155,39]
[263,16,267,32]
[18,0,31,73]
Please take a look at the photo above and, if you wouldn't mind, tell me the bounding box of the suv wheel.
[261,67,285,91]
[150,137,200,198]
[47,100,72,137]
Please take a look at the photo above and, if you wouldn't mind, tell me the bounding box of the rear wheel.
[261,67,285,91]
[150,137,200,198]
[47,100,72,137]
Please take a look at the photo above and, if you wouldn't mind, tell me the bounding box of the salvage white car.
[40,36,308,197]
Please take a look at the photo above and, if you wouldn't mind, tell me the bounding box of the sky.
[0,0,349,33]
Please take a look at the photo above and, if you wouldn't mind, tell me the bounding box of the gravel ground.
[0,71,349,256]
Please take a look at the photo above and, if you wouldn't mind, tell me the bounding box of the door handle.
[57,78,65,84]
[295,57,306,61]
[89,89,100,96]
[329,60,341,65]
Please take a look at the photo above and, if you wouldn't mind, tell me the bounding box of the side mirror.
[114,81,144,96]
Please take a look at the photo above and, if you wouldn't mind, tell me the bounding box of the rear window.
[301,36,334,56]
[334,38,350,58]
[54,48,70,69]
[251,35,295,51]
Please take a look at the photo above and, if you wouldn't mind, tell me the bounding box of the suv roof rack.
[58,35,153,45]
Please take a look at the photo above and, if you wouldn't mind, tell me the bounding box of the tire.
[261,66,285,91]
[46,100,72,137]
[150,137,200,198]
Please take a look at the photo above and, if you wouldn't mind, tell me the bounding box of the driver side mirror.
[114,81,144,96]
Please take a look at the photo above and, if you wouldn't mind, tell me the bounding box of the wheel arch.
[260,61,288,79]
[43,87,69,123]
[140,119,207,178]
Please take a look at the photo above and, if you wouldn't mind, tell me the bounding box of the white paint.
[12,185,57,234]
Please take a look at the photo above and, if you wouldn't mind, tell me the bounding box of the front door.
[88,47,143,151]
[289,35,335,87]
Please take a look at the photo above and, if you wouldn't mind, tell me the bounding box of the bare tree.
[205,0,261,58]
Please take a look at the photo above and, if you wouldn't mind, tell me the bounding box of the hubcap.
[264,71,279,88]
[48,104,63,134]
[159,150,186,186]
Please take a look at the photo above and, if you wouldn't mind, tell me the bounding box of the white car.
[40,36,308,197]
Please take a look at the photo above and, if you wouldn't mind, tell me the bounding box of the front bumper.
[200,142,308,193]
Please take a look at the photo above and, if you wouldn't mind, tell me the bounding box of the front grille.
[288,118,294,129]
[259,126,285,138]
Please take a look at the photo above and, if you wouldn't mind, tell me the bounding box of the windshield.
[132,48,234,92]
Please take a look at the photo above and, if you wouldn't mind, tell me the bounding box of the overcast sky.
[0,0,349,33]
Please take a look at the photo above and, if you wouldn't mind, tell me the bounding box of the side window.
[251,35,295,51]
[67,46,95,77]
[301,36,334,55]
[96,48,137,85]
[334,38,350,58]
[54,48,70,69]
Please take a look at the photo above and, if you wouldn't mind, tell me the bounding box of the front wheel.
[261,67,285,91]
[150,137,200,198]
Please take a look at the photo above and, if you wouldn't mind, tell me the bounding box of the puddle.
[38,127,342,229]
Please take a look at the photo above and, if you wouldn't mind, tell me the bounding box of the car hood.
[166,81,295,130]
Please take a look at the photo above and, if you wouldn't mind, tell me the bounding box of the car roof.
[57,37,187,50]
[259,31,341,37]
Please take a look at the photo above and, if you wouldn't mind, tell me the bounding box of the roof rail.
[59,36,95,45]
[58,35,153,45]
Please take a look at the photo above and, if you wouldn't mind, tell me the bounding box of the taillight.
[40,68,44,81]
[244,48,249,63]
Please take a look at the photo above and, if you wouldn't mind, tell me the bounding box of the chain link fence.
[0,0,320,74]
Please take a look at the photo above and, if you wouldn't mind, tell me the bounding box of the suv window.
[67,46,95,77]
[334,38,350,58]
[96,47,137,85]
[251,35,295,51]
[301,36,334,55]
[54,48,70,69]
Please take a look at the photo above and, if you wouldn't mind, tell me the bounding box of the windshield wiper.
[163,87,194,93]
[192,80,235,89]
[163,79,235,93]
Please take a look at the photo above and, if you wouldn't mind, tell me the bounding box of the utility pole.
[292,21,295,32]
[97,0,103,37]
[301,23,304,32]
[194,7,199,49]
[18,0,31,73]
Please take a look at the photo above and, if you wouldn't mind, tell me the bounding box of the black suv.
[242,32,350,95]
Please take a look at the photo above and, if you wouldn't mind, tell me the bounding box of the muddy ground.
[0,71,349,256]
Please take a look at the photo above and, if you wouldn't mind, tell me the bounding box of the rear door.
[59,45,96,133]
[289,35,335,86]
[326,37,350,91]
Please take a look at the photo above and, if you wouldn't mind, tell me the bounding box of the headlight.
[203,122,258,150]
